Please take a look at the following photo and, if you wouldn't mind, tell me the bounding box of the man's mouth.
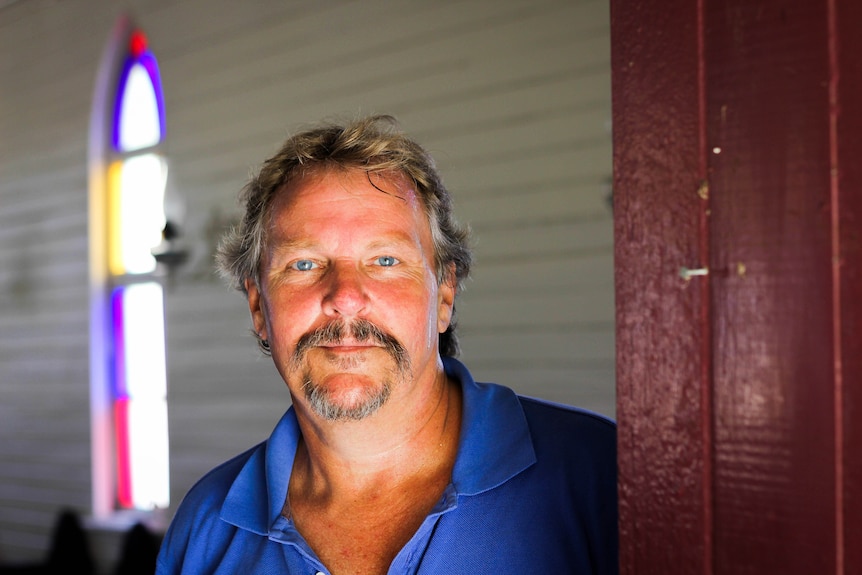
[319,343,377,351]
[290,318,411,375]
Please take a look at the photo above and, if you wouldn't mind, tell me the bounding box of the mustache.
[290,319,409,371]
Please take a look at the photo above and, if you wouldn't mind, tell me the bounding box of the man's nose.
[321,263,369,318]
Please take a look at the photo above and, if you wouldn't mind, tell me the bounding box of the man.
[156,115,618,574]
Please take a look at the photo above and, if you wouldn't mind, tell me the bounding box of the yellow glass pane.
[107,154,167,275]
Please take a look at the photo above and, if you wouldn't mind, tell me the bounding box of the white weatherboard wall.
[0,0,613,566]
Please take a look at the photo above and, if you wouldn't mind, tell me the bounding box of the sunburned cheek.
[393,306,439,352]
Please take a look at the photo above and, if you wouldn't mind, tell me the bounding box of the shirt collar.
[443,356,536,495]
[221,409,299,534]
[221,356,536,532]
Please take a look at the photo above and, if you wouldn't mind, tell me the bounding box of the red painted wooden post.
[835,2,862,573]
[612,0,862,573]
[611,0,712,572]
[707,2,836,571]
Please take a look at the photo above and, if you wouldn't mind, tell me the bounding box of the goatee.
[290,319,410,420]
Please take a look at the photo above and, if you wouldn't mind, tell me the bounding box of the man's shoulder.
[447,357,615,438]
[517,395,616,432]
[516,395,617,463]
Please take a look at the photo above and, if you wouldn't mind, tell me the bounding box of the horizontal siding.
[459,289,614,326]
[0,0,613,566]
[0,0,121,562]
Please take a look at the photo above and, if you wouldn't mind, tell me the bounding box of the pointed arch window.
[89,16,170,516]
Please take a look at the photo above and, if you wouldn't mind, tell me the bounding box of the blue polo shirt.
[156,357,618,574]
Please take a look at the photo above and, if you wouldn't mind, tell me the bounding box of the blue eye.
[376,256,398,267]
[292,259,316,271]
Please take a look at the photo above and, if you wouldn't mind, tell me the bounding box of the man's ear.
[437,264,457,333]
[245,278,268,341]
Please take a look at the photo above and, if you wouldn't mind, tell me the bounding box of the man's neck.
[289,370,462,497]
[284,372,463,575]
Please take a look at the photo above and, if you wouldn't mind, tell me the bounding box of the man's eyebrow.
[366,234,419,251]
[267,238,317,256]
[269,234,417,254]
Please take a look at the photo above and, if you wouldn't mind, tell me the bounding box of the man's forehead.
[275,167,421,208]
[265,168,428,240]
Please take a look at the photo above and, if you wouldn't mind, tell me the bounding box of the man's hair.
[216,114,472,357]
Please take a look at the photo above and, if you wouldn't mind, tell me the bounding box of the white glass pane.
[128,397,170,509]
[122,282,167,399]
[121,282,169,510]
[119,154,167,274]
[118,62,161,152]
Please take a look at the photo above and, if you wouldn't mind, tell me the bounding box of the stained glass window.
[89,17,170,515]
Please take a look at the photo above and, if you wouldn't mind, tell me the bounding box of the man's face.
[246,168,455,422]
